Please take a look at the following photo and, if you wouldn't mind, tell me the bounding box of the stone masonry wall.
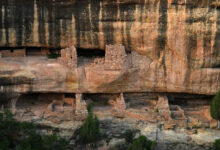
[104,44,127,70]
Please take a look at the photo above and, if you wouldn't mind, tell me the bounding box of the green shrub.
[108,129,138,150]
[87,102,94,113]
[0,110,68,150]
[79,113,100,144]
[124,129,137,144]
[214,139,220,150]
[210,90,220,128]
[127,135,156,150]
[209,139,220,150]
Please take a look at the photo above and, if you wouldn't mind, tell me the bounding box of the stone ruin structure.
[58,46,77,68]
[44,93,88,121]
[46,94,74,112]
[9,93,88,122]
[1,43,218,130]
[153,95,214,130]
[0,49,26,57]
[88,57,105,68]
[75,93,88,120]
[10,92,215,130]
[0,47,51,58]
[108,93,127,118]
[1,0,220,148]
[154,96,172,122]
[57,44,128,71]
[154,96,181,129]
[104,44,127,70]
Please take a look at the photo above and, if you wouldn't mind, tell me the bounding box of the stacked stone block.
[0,49,26,57]
[155,96,172,122]
[75,93,88,120]
[112,93,126,118]
[58,46,77,68]
[104,44,127,70]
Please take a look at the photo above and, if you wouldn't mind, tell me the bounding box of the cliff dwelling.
[77,48,105,68]
[0,0,220,150]
[0,44,219,130]
[0,42,219,149]
[6,91,215,132]
[0,47,54,57]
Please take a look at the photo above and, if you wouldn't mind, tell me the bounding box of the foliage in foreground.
[0,110,68,150]
[124,129,136,144]
[210,90,220,121]
[78,105,100,144]
[210,90,220,128]
[109,129,156,150]
[124,129,140,144]
[127,135,156,150]
[209,139,220,150]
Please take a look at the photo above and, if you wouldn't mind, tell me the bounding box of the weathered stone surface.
[0,1,219,148]
[0,49,26,57]
[0,45,219,95]
[75,93,88,120]
[0,0,219,95]
[9,92,218,149]
[58,46,77,68]
[155,96,171,121]
[105,44,127,70]
[109,93,126,118]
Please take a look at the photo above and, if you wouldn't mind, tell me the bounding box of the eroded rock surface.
[0,0,219,95]
[0,44,219,95]
[58,46,77,68]
[10,92,219,150]
[0,1,220,149]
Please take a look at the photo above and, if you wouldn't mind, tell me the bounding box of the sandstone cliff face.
[0,1,219,149]
[0,0,219,96]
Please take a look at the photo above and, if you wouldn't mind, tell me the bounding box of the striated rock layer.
[0,1,219,149]
[0,0,220,96]
[0,45,219,95]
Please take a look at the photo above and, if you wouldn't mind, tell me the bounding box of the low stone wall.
[0,49,26,57]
